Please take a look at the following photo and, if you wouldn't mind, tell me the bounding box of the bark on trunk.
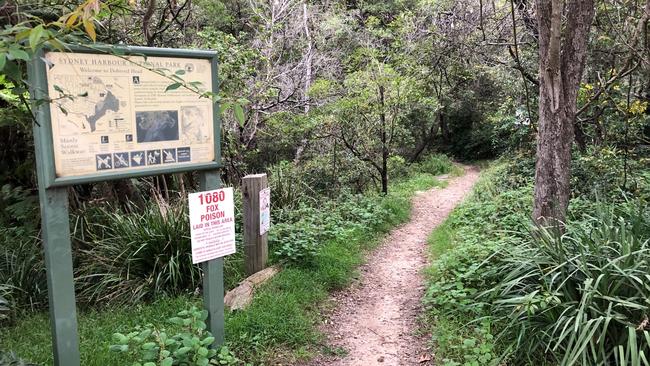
[379,85,388,195]
[533,0,595,225]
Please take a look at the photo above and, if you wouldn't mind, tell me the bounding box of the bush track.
[307,166,480,366]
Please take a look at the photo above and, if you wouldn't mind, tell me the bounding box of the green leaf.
[8,48,30,61]
[165,82,182,92]
[0,54,5,71]
[48,37,66,51]
[176,346,191,355]
[161,358,173,366]
[175,69,186,75]
[219,102,231,115]
[141,342,157,350]
[234,104,245,127]
[15,29,31,41]
[29,25,44,51]
[201,336,215,346]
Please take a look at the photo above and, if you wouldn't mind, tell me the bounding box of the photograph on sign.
[189,187,236,264]
[44,51,215,178]
[259,187,271,235]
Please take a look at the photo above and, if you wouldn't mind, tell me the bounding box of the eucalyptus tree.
[533,0,596,224]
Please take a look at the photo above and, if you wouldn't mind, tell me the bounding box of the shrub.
[267,161,317,210]
[0,238,47,315]
[75,198,201,305]
[110,306,241,366]
[270,194,390,265]
[414,154,454,176]
[483,202,650,365]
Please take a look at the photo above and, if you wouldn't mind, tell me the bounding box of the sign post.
[242,174,269,275]
[198,171,225,344]
[28,45,224,365]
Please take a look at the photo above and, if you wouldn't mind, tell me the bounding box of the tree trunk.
[533,0,595,225]
[293,1,313,164]
[379,84,388,195]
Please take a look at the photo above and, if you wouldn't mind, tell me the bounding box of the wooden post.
[242,174,269,275]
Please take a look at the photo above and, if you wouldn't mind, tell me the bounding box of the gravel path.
[306,166,481,366]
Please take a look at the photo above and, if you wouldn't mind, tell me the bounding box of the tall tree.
[533,0,595,224]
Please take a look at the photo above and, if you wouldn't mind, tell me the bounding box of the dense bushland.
[424,154,650,366]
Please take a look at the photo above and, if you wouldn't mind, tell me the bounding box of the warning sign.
[189,187,236,264]
[259,187,271,235]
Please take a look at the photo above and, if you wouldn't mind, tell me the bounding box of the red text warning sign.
[189,187,236,264]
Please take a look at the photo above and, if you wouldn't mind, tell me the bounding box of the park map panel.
[44,51,215,178]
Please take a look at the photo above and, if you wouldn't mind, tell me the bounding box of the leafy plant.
[0,284,9,322]
[413,154,455,176]
[483,202,650,365]
[267,161,317,211]
[110,306,241,366]
[75,199,201,305]
[0,238,47,314]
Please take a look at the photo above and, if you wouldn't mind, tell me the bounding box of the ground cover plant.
[424,155,650,366]
[0,155,454,365]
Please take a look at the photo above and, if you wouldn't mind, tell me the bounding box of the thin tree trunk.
[293,1,313,164]
[379,84,388,195]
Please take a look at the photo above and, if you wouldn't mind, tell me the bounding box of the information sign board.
[31,46,220,187]
[189,187,236,264]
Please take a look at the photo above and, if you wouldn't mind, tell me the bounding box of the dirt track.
[307,166,480,366]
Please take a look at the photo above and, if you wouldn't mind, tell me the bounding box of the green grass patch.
[426,220,454,259]
[1,169,450,365]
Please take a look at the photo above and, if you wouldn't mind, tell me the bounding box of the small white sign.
[189,187,236,264]
[259,187,271,235]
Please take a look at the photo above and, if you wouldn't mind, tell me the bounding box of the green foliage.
[75,199,201,305]
[0,238,47,319]
[572,146,648,200]
[484,202,650,366]
[0,285,9,323]
[413,154,455,176]
[425,158,650,366]
[0,185,39,239]
[267,161,317,210]
[270,194,394,264]
[109,306,241,366]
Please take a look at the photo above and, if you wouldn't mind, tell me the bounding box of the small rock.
[377,356,385,362]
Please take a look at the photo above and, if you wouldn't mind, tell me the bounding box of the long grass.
[484,202,650,366]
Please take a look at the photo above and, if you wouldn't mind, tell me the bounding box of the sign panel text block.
[189,187,236,264]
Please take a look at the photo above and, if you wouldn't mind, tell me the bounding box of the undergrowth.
[0,155,454,365]
[424,154,650,366]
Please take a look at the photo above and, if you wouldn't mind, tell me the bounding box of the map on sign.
[51,75,128,134]
[44,51,216,178]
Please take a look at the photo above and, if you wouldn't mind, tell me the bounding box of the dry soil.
[306,166,481,366]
